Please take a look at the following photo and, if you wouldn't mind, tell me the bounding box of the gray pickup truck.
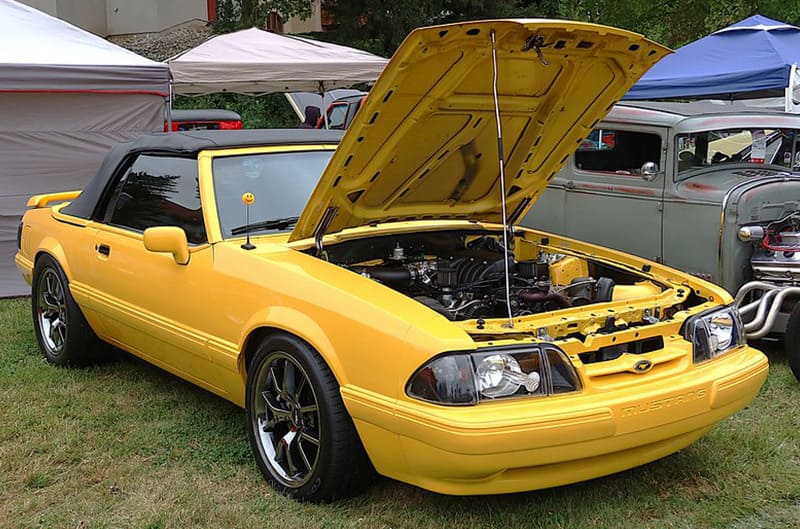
[524,100,800,379]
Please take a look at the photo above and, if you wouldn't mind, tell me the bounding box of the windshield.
[212,150,334,238]
[676,128,800,176]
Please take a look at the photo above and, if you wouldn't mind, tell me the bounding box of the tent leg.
[319,81,328,129]
[165,82,174,132]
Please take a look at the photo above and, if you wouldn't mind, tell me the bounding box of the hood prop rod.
[490,29,514,329]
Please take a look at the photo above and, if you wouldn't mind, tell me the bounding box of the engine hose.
[519,290,571,308]
[360,267,412,287]
[746,287,800,339]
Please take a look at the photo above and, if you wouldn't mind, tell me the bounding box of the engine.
[351,241,615,321]
[742,212,800,284]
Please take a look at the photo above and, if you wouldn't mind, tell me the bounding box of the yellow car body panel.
[292,19,669,240]
[16,187,768,495]
[15,19,767,497]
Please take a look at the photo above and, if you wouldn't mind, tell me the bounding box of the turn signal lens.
[406,355,477,405]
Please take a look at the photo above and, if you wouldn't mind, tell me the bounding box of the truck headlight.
[406,345,580,405]
[681,305,745,363]
[737,225,765,242]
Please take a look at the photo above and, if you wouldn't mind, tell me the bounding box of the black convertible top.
[62,129,344,219]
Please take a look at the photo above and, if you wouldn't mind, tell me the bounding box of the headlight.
[476,353,540,398]
[406,345,580,406]
[681,305,745,363]
[737,225,765,242]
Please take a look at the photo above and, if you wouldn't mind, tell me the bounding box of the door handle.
[96,244,110,256]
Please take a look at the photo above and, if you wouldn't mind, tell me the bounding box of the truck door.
[537,127,667,262]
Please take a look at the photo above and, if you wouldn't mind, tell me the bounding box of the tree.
[218,0,316,30]
[319,0,561,57]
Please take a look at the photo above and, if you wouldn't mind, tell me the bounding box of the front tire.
[31,254,102,366]
[245,334,373,501]
[784,302,800,381]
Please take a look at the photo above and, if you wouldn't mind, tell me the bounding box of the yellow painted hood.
[290,19,669,242]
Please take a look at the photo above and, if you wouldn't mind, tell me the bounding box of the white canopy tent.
[167,27,388,95]
[0,0,170,297]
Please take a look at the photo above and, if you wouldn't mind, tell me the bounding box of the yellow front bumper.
[343,345,767,495]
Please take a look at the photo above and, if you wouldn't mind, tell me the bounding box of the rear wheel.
[245,334,373,501]
[31,254,102,366]
[784,302,800,381]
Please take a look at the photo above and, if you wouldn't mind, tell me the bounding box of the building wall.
[106,0,207,35]
[283,2,322,34]
[19,0,107,35]
[17,0,209,36]
[59,0,107,35]
[18,0,57,18]
[17,0,323,36]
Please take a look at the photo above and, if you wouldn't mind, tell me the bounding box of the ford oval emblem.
[633,359,653,373]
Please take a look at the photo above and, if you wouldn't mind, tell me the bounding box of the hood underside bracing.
[291,19,669,242]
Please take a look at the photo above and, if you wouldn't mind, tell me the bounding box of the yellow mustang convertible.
[15,19,768,501]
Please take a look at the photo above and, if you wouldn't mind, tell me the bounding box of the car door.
[88,153,225,395]
[560,127,667,262]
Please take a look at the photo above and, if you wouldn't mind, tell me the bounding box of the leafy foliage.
[173,93,299,129]
[219,0,315,30]
[313,0,800,54]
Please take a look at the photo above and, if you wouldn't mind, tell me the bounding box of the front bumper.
[342,345,767,495]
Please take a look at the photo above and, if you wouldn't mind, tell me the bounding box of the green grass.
[1,296,799,529]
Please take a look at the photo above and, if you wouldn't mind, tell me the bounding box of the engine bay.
[315,230,667,322]
[745,211,800,284]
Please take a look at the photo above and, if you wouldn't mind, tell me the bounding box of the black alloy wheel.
[245,334,373,501]
[31,254,102,366]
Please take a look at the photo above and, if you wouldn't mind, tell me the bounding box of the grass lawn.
[1,296,799,529]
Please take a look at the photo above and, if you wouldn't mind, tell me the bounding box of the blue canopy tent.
[625,15,800,111]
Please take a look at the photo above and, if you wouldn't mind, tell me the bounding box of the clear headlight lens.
[476,354,540,398]
[682,305,745,363]
[407,345,580,406]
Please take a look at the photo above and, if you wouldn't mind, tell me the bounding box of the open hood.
[290,19,669,242]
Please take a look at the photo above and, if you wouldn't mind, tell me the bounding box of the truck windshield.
[676,128,800,175]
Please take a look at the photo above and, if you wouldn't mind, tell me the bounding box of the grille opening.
[578,336,664,364]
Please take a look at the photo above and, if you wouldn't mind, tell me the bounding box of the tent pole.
[786,63,798,113]
[319,81,328,129]
[166,78,174,132]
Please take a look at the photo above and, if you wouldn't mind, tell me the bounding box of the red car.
[164,109,243,132]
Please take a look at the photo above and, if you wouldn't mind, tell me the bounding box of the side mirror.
[143,226,190,265]
[641,161,659,182]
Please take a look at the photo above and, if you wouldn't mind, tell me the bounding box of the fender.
[33,236,100,309]
[238,305,345,383]
[35,237,73,279]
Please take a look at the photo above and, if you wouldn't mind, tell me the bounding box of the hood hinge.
[314,206,338,258]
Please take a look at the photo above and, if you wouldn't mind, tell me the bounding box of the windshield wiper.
[231,216,299,235]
